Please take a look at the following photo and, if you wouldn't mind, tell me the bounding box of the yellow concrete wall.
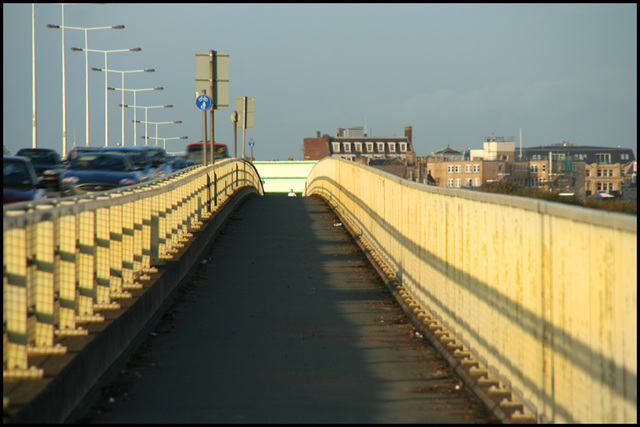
[305,158,637,423]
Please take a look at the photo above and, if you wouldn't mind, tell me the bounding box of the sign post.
[195,50,229,165]
[195,93,212,165]
[234,96,254,159]
[249,138,255,161]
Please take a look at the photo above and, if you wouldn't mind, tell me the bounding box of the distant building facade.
[425,138,636,198]
[303,125,417,179]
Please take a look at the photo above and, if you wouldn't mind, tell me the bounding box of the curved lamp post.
[47,23,125,147]
[72,47,141,146]
[92,67,155,146]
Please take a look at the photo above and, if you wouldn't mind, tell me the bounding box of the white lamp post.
[142,135,188,151]
[92,67,155,146]
[109,86,163,144]
[47,23,125,147]
[71,47,141,147]
[126,105,173,145]
[138,120,183,147]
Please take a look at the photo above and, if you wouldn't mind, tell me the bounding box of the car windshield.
[17,150,60,165]
[106,150,148,167]
[71,155,129,171]
[3,160,32,185]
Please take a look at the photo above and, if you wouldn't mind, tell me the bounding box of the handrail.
[305,157,637,423]
[3,158,263,379]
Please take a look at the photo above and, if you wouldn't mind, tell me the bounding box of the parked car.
[66,146,102,161]
[15,147,64,190]
[102,146,155,182]
[59,152,143,196]
[3,156,47,205]
[141,146,172,178]
[166,155,191,171]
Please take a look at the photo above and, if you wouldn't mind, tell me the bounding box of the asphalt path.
[79,194,491,423]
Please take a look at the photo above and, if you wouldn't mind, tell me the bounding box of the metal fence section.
[305,157,637,423]
[3,159,263,379]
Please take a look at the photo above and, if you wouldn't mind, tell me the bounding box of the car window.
[3,161,32,185]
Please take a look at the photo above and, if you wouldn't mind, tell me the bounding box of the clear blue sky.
[3,3,637,160]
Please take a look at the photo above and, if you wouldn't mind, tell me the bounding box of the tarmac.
[74,194,492,423]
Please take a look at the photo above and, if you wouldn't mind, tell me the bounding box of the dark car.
[59,152,143,196]
[3,156,48,205]
[166,155,191,171]
[102,146,155,182]
[141,146,172,178]
[66,146,102,161]
[15,148,63,190]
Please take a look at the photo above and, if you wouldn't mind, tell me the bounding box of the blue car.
[59,152,143,196]
[102,146,155,182]
[166,155,192,171]
[141,146,172,178]
[15,147,63,190]
[3,156,48,205]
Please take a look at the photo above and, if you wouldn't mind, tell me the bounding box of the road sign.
[235,96,255,129]
[195,50,229,110]
[249,139,255,147]
[196,94,212,111]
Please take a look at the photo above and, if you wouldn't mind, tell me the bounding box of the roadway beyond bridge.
[76,194,492,423]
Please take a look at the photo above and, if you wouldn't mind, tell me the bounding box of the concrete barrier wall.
[305,157,637,423]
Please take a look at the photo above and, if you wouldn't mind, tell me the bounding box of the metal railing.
[3,159,263,379]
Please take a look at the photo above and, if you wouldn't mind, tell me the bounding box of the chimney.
[316,131,321,138]
[337,128,344,137]
[404,125,412,143]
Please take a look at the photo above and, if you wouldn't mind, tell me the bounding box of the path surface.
[81,194,491,423]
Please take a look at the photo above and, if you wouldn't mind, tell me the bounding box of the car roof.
[103,146,146,151]
[4,155,33,163]
[16,148,59,154]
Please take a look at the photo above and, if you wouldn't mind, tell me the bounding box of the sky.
[3,3,637,161]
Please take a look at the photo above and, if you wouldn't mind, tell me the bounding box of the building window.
[447,179,454,187]
[344,142,351,153]
[465,165,471,173]
[399,143,407,152]
[454,179,461,188]
[447,165,454,173]
[542,164,546,172]
[465,178,472,187]
[376,142,385,152]
[531,165,538,173]
[454,165,461,173]
[366,142,374,152]
[586,169,590,177]
[596,153,611,164]
[597,169,602,177]
[473,164,480,173]
[388,142,396,153]
[473,178,480,187]
[609,169,614,177]
[621,153,629,160]
[354,142,362,152]
[332,142,341,153]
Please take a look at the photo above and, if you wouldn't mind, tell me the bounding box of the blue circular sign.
[249,139,255,147]
[196,94,212,111]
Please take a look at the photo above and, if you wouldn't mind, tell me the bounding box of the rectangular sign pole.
[209,50,215,165]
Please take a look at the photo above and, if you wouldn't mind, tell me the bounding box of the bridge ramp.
[80,194,492,423]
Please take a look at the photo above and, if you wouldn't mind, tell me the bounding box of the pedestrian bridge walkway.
[3,158,636,423]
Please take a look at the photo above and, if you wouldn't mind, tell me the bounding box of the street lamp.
[126,105,173,145]
[142,135,188,151]
[47,23,125,147]
[138,120,183,148]
[72,47,141,146]
[92,67,155,146]
[109,86,163,144]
